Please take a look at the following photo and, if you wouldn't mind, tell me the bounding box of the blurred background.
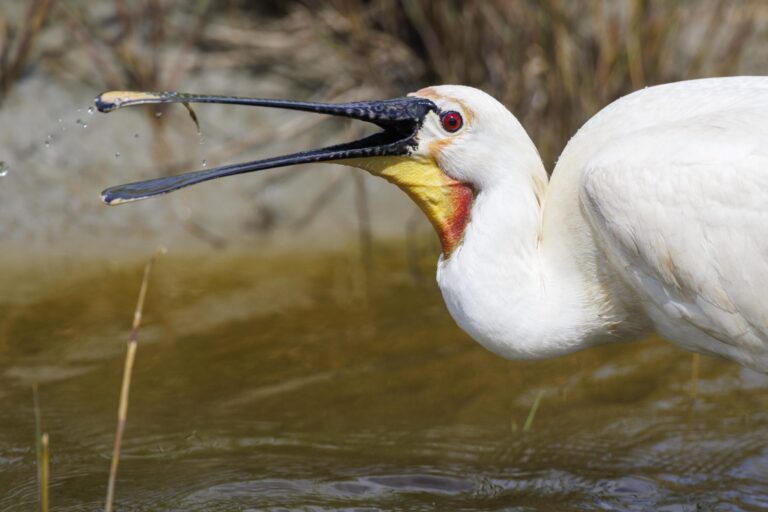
[1,1,768,510]
[1,0,768,260]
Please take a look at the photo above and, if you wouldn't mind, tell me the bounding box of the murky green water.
[1,247,766,511]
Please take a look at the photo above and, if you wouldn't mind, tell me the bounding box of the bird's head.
[96,85,517,255]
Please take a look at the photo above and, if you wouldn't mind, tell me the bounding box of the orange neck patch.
[440,181,474,255]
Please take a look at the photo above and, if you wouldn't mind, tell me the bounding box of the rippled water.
[0,248,766,510]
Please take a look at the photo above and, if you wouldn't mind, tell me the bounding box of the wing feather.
[581,109,768,368]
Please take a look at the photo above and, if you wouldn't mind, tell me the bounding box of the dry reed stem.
[40,433,49,512]
[0,0,52,101]
[105,250,163,512]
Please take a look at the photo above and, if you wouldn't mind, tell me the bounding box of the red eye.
[440,111,463,133]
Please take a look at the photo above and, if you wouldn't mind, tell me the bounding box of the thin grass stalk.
[522,390,545,432]
[105,253,160,512]
[40,433,49,512]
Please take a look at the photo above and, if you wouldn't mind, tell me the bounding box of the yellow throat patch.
[345,156,474,256]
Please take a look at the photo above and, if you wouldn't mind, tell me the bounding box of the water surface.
[1,248,766,510]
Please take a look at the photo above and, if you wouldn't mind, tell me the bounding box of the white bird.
[95,76,768,372]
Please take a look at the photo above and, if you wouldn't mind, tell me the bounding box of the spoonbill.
[95,76,768,372]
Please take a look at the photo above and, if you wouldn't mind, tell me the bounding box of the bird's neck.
[436,159,638,360]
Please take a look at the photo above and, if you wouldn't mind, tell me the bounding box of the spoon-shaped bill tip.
[95,91,181,112]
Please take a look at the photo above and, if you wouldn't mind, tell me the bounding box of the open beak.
[94,91,437,205]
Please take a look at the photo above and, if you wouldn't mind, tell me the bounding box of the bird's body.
[97,76,768,372]
[437,77,768,371]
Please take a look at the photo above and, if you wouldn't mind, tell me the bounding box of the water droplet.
[87,106,95,115]
[155,111,163,118]
[0,161,9,177]
[115,152,121,158]
[44,134,53,148]
[82,123,88,129]
[202,159,207,168]
[75,118,82,124]
[133,133,139,139]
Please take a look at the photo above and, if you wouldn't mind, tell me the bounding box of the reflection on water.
[0,247,766,510]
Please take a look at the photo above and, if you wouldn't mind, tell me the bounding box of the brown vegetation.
[6,1,766,164]
[1,1,766,249]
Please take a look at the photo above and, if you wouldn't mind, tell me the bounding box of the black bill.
[94,91,437,205]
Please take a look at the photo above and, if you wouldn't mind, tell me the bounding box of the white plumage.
[94,77,768,372]
[425,77,768,371]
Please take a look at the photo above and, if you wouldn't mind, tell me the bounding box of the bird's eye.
[440,111,463,133]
